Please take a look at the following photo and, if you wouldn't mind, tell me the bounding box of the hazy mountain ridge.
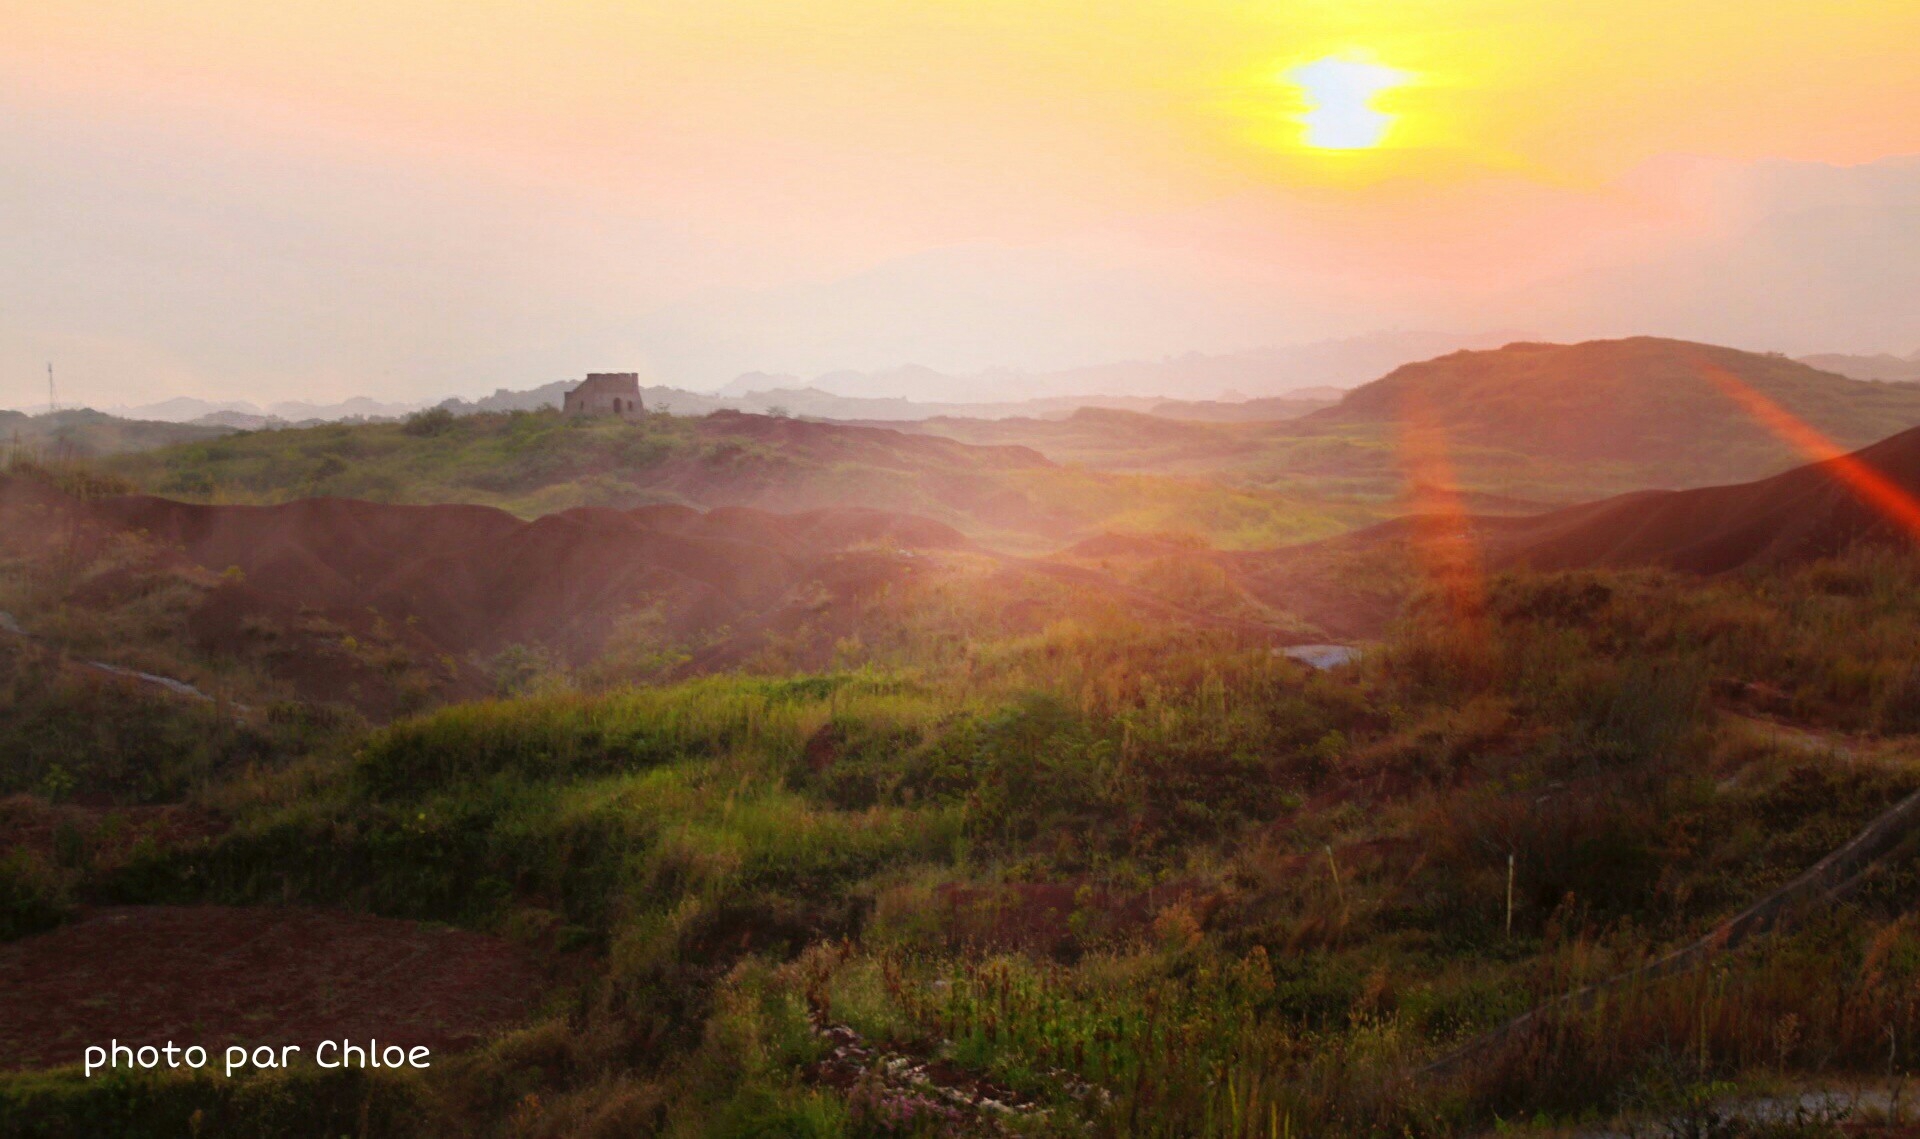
[437,382,1177,423]
[0,408,233,459]
[107,395,426,424]
[1798,350,1920,383]
[58,330,1518,429]
[721,331,1528,403]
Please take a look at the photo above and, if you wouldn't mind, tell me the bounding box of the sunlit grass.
[14,547,1920,1134]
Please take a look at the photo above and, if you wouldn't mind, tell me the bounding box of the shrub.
[0,848,69,941]
[400,406,457,437]
[0,1066,425,1139]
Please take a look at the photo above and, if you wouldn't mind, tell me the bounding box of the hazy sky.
[6,1,1920,408]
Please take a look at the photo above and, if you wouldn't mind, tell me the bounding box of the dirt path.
[0,609,238,710]
[1723,709,1866,762]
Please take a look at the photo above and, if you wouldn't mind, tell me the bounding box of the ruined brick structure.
[561,373,645,418]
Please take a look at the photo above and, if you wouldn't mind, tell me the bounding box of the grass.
[9,546,1920,1135]
[102,409,697,512]
[1203,420,1847,511]
[94,409,1380,552]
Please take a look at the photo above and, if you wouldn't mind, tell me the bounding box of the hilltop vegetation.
[99,409,1377,552]
[0,409,231,462]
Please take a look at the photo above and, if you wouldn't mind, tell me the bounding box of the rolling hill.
[1299,337,1920,486]
[898,339,1920,511]
[0,472,1319,713]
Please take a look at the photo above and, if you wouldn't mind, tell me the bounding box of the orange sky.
[6,1,1920,403]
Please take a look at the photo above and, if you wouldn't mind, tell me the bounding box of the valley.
[10,338,1920,1137]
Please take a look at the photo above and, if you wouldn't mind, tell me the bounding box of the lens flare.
[1394,385,1488,640]
[1691,356,1920,541]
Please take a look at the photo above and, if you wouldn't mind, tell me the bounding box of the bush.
[400,406,457,437]
[0,1066,425,1139]
[353,686,785,797]
[0,848,69,941]
[0,646,307,805]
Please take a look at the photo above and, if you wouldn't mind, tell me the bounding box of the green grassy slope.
[9,553,1920,1134]
[100,409,1380,551]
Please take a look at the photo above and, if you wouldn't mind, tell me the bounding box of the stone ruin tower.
[562,373,645,418]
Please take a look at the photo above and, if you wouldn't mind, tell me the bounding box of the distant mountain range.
[438,334,1514,421]
[0,408,231,459]
[87,379,1321,428]
[62,330,1523,428]
[102,396,425,426]
[434,381,1178,423]
[718,331,1530,403]
[1798,350,1920,383]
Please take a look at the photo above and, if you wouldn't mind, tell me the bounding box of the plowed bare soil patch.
[0,906,542,1071]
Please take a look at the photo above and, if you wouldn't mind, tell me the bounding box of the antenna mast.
[47,362,56,413]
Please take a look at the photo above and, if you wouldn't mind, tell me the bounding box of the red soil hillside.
[0,475,971,709]
[1486,424,1920,573]
[87,492,963,650]
[1062,426,1920,642]
[3,474,1334,708]
[1226,425,1920,634]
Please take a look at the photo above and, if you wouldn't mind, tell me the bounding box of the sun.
[1286,55,1412,150]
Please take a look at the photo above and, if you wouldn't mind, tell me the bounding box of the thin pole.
[1505,853,1515,939]
[47,362,55,412]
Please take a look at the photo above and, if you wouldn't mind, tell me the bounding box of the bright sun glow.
[1287,55,1412,150]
